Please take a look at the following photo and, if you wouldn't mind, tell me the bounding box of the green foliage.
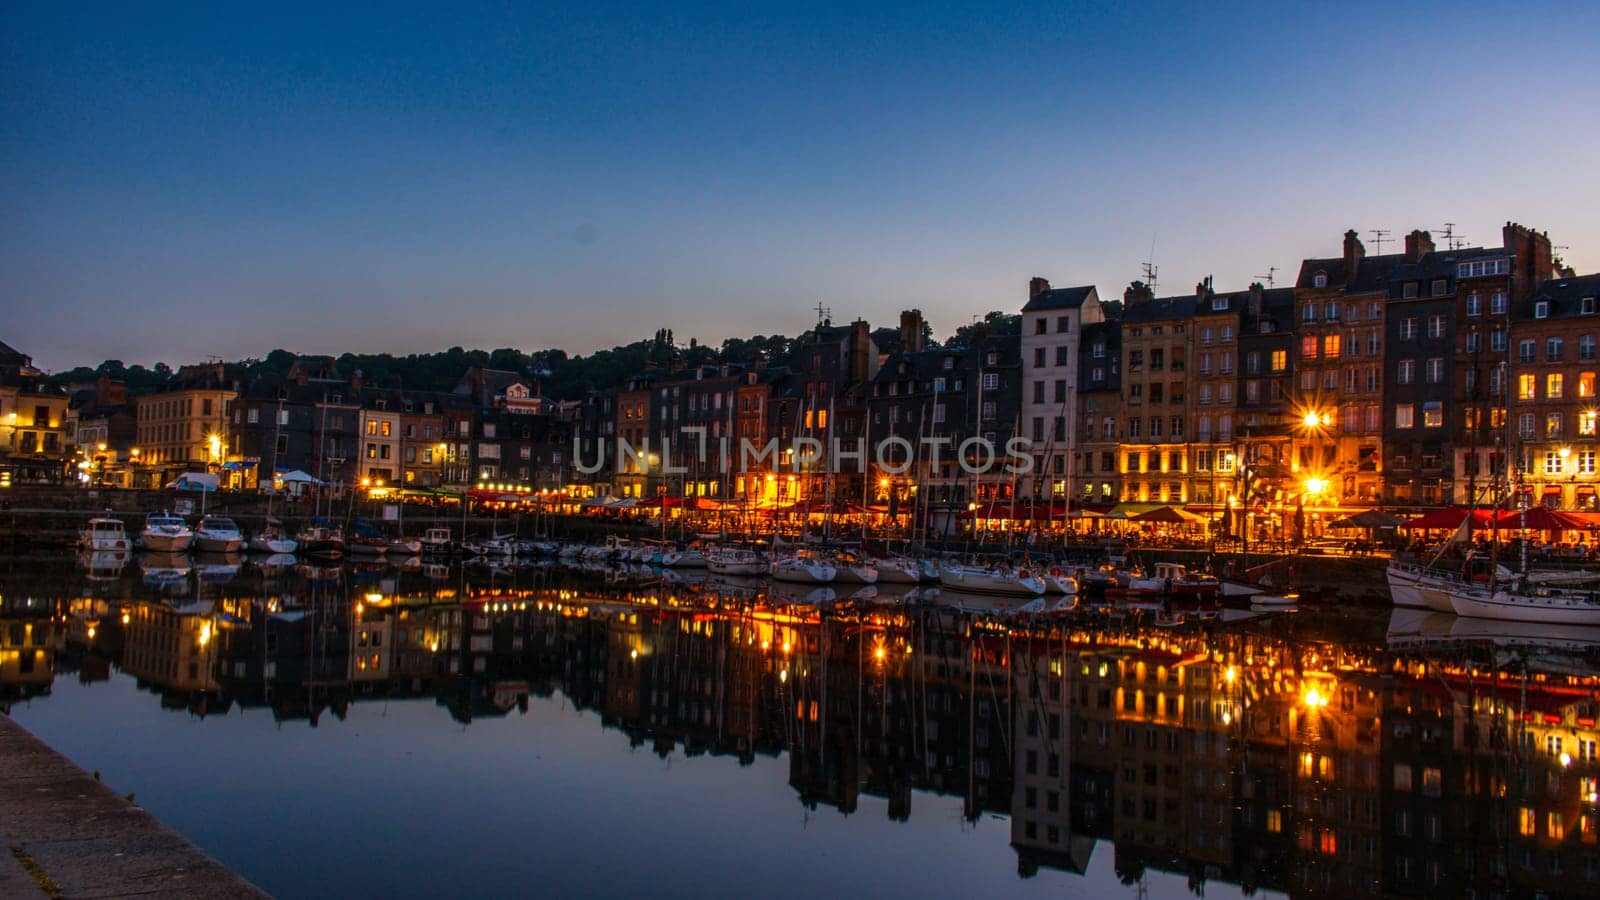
[943,311,1020,350]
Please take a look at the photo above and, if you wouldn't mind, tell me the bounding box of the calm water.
[3,552,1599,898]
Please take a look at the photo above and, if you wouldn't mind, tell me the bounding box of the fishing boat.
[297,520,346,560]
[78,517,129,552]
[347,518,389,560]
[421,527,454,556]
[140,512,194,553]
[938,561,1046,597]
[249,517,298,554]
[194,516,246,553]
[770,549,837,584]
[1126,563,1221,606]
[707,545,766,576]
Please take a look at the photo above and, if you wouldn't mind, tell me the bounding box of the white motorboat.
[872,556,926,584]
[661,547,708,568]
[1125,563,1220,605]
[771,551,837,584]
[140,512,193,553]
[78,517,130,552]
[707,545,766,576]
[194,516,246,553]
[387,536,423,558]
[249,518,298,554]
[1041,565,1079,595]
[1444,583,1600,625]
[1250,593,1299,608]
[464,535,515,558]
[938,561,1046,597]
[830,552,878,584]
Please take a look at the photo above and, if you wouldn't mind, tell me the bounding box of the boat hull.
[141,532,193,553]
[1448,588,1600,625]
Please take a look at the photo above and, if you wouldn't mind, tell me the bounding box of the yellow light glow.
[1302,411,1320,428]
[779,668,788,683]
[1224,665,1237,684]
[1559,446,1572,459]
[1301,685,1327,709]
[87,625,96,640]
[873,645,886,662]
[1561,752,1573,768]
[1303,477,1327,496]
[630,648,639,660]
[121,611,130,625]
[782,641,792,654]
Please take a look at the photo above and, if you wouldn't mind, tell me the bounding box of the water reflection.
[4,553,1600,896]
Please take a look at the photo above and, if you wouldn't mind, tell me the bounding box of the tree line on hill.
[51,312,1019,401]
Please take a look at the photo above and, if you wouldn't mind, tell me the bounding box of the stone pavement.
[0,714,268,898]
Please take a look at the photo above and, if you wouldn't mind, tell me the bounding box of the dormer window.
[1313,271,1328,289]
[985,352,999,366]
[375,398,386,410]
[1211,296,1228,311]
[1535,301,1550,319]
[942,356,955,370]
[1582,297,1597,315]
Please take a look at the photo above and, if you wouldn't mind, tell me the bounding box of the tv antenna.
[1141,233,1159,293]
[813,303,832,328]
[1437,223,1464,250]
[1368,229,1391,256]
[1253,266,1278,288]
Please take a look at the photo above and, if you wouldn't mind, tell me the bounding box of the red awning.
[1400,507,1495,530]
[1495,506,1587,530]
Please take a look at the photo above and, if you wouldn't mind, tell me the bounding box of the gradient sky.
[4,1,1598,371]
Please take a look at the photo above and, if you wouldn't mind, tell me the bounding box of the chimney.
[1029,277,1051,300]
[1503,221,1554,285]
[350,369,364,391]
[848,320,872,385]
[1404,229,1434,263]
[1123,280,1154,304]
[1248,282,1264,317]
[1195,275,1214,301]
[1342,229,1365,276]
[899,309,926,354]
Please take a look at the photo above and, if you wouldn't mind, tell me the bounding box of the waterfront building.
[1020,279,1104,501]
[1510,272,1600,512]
[1074,316,1123,506]
[132,363,239,488]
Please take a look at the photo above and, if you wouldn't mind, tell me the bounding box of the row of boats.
[1386,556,1600,624]
[554,537,1248,604]
[77,513,417,561]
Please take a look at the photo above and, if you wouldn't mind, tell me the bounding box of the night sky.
[5,1,1597,370]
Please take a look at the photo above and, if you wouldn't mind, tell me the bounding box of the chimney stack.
[848,320,872,385]
[1248,282,1264,317]
[1029,277,1051,300]
[899,309,926,354]
[1342,229,1365,276]
[1503,221,1554,285]
[1404,229,1434,263]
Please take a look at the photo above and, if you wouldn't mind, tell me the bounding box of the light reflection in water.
[3,553,1600,898]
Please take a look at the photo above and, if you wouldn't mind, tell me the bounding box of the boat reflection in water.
[7,552,1600,898]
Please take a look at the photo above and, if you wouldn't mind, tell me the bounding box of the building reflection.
[11,559,1600,895]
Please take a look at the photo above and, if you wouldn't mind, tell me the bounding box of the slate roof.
[1295,252,1407,294]
[1022,285,1097,313]
[1120,294,1197,324]
[1525,273,1600,320]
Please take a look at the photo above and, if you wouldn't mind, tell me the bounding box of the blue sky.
[4,1,1597,370]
